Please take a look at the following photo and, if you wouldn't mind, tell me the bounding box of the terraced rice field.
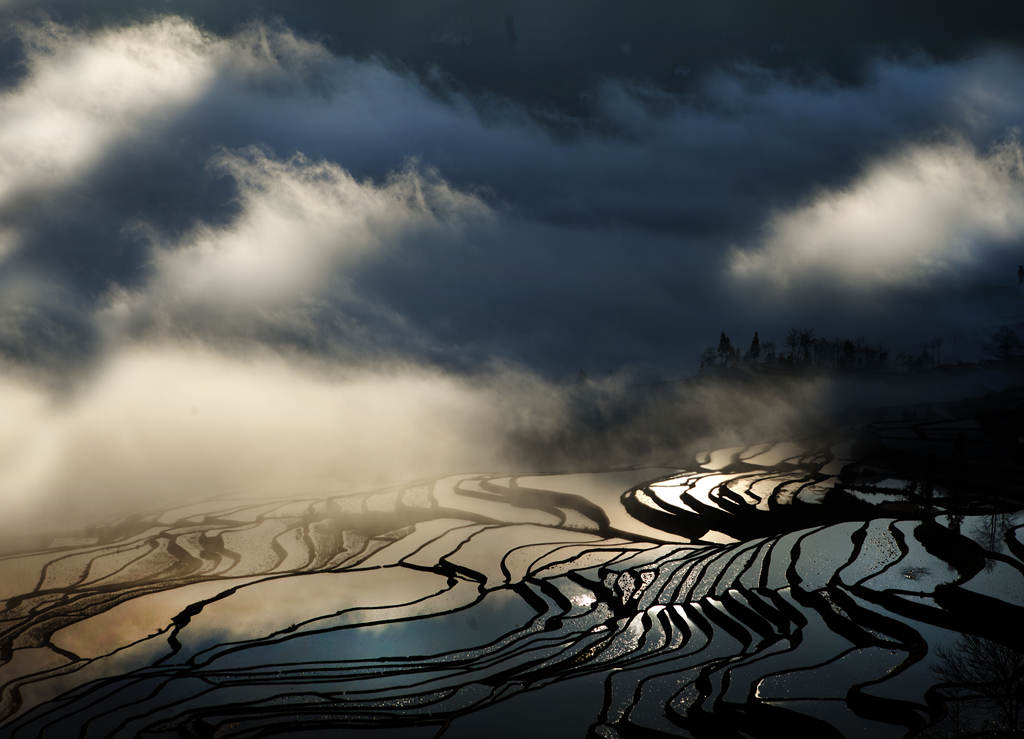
[2,428,1022,737]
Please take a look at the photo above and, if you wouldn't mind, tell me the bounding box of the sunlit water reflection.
[2,438,1022,737]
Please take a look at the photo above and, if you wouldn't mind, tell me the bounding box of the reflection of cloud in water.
[52,575,266,658]
[173,568,468,662]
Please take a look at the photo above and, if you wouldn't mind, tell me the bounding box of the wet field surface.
[2,418,1023,737]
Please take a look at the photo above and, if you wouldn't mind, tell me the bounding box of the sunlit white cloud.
[730,137,1024,290]
[0,17,328,259]
[99,150,490,348]
[0,18,214,204]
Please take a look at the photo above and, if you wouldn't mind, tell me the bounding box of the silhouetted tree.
[785,328,800,362]
[840,340,856,370]
[985,326,1024,361]
[748,331,761,363]
[702,329,891,375]
[717,331,734,366]
[934,634,1023,733]
[798,329,814,364]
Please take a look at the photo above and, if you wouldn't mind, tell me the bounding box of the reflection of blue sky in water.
[202,586,533,669]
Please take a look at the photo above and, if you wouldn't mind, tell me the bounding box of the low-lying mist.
[0,341,845,538]
[5,336,1021,548]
